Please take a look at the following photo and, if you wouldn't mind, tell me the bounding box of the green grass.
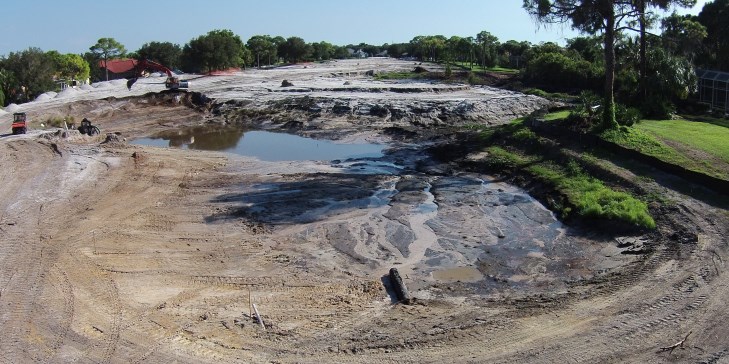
[484,143,655,229]
[636,119,729,165]
[544,110,570,121]
[522,88,575,101]
[600,120,729,180]
[451,62,519,74]
[373,72,424,80]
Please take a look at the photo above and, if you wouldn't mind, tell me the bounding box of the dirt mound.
[92,81,113,88]
[5,103,20,112]
[55,87,80,99]
[35,93,54,102]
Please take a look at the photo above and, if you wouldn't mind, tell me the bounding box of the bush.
[524,52,601,91]
[45,115,75,128]
[523,88,549,98]
[566,91,602,129]
[615,104,641,127]
[467,72,478,85]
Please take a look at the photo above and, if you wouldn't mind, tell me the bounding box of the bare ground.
[0,59,728,363]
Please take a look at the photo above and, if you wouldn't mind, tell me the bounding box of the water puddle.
[133,126,385,162]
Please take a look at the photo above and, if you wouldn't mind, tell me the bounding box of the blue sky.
[0,0,707,55]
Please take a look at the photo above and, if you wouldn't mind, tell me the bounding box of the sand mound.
[5,104,20,113]
[47,91,58,97]
[93,81,113,88]
[111,79,128,86]
[35,93,53,102]
[0,108,7,116]
[80,84,94,90]
[56,87,80,99]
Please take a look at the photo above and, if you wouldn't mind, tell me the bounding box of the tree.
[386,43,409,58]
[661,13,706,61]
[698,0,729,70]
[278,37,311,63]
[333,45,351,59]
[566,36,603,63]
[47,51,90,83]
[476,31,499,68]
[632,0,695,103]
[0,68,16,106]
[523,0,639,129]
[311,41,336,61]
[1,48,55,103]
[500,40,531,68]
[137,41,182,69]
[182,29,247,73]
[89,37,126,81]
[247,35,275,68]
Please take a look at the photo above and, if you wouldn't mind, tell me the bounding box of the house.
[98,59,138,80]
[697,69,729,114]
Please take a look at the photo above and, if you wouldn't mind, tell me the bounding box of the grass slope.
[602,119,729,180]
[478,120,656,229]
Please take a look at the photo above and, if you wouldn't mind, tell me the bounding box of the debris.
[389,268,412,305]
[281,80,294,87]
[658,331,692,354]
[252,303,265,330]
[102,133,122,144]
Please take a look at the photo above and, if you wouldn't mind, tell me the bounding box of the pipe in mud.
[389,267,412,305]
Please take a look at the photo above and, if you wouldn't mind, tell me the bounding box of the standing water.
[133,127,384,161]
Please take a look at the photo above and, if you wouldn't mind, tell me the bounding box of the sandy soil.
[0,59,728,363]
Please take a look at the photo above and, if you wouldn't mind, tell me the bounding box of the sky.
[0,0,709,56]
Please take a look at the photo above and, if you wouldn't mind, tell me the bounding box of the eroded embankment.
[210,87,551,130]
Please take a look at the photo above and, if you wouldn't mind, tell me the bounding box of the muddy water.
[141,127,634,296]
[133,126,384,161]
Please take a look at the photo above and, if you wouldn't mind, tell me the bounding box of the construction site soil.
[0,59,728,363]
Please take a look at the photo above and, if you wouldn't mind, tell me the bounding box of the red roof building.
[98,59,138,80]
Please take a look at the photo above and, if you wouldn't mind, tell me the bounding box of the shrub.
[45,115,75,128]
[467,72,478,85]
[615,104,641,127]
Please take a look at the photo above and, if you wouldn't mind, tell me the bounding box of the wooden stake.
[248,287,252,319]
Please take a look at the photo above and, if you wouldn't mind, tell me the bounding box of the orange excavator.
[126,59,189,90]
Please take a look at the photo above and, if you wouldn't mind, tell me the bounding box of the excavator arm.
[126,59,188,90]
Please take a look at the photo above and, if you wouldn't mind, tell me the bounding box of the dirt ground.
[1,59,728,363]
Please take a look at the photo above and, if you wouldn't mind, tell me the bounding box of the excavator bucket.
[127,78,138,90]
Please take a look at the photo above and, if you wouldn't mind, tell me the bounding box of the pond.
[132,126,385,162]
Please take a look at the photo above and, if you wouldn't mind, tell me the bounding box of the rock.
[102,133,122,144]
[281,80,294,87]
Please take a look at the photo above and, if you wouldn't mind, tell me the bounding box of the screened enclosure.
[697,69,729,114]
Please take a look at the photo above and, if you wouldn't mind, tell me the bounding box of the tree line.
[1,0,728,122]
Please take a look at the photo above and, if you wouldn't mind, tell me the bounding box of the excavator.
[126,59,189,90]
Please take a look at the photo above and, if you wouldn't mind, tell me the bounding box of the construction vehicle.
[126,59,189,90]
[11,113,28,134]
[77,118,100,136]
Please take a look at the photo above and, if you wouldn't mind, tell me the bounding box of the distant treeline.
[1,0,727,119]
